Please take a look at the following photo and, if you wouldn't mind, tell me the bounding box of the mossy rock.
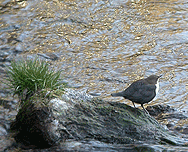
[10,89,188,148]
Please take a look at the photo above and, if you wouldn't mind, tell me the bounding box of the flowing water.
[0,0,188,151]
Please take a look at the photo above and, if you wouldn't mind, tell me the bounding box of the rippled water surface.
[0,0,188,150]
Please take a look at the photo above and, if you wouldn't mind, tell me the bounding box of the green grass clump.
[6,57,64,105]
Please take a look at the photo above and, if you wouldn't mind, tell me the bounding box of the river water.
[0,0,188,151]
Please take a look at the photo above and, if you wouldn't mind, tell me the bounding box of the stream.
[0,0,188,151]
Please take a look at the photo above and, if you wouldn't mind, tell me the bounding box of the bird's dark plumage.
[111,75,162,114]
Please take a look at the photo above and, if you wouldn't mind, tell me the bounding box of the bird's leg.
[132,102,136,108]
[141,104,150,115]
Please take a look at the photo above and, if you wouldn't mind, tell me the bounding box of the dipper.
[111,75,162,114]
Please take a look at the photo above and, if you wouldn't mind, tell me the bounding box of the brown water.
[0,0,188,150]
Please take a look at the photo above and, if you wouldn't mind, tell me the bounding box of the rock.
[10,89,188,149]
[147,104,188,138]
[146,105,175,116]
[10,102,64,149]
[55,89,188,145]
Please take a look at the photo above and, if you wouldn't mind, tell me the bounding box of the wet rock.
[9,89,188,149]
[146,104,188,138]
[54,89,187,145]
[146,104,175,116]
[10,103,64,149]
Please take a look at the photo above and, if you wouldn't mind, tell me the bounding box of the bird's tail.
[111,91,124,97]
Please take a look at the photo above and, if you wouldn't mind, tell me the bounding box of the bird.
[111,75,162,114]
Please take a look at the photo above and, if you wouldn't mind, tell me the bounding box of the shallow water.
[0,0,188,151]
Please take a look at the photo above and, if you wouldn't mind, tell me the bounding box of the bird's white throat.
[155,80,159,94]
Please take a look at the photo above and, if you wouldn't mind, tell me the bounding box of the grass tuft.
[6,57,65,106]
